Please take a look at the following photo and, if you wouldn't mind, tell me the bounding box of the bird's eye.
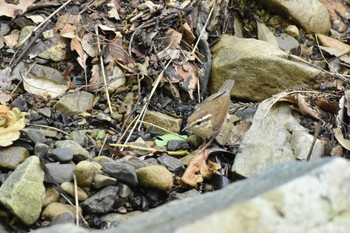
[196,121,202,125]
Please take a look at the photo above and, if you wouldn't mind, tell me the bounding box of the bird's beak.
[182,124,190,132]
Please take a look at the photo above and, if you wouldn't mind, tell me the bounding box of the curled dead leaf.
[334,128,350,151]
[0,105,26,147]
[180,149,221,188]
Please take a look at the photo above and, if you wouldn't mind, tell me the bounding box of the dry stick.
[95,25,113,114]
[108,143,188,156]
[97,133,108,157]
[122,58,173,145]
[306,121,321,161]
[29,123,72,137]
[73,174,80,227]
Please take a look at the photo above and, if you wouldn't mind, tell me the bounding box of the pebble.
[51,212,76,225]
[0,146,29,170]
[50,148,74,163]
[118,183,132,198]
[157,154,182,172]
[93,174,117,189]
[60,182,88,201]
[55,140,90,162]
[22,128,46,143]
[42,202,81,220]
[80,186,119,214]
[74,161,102,187]
[42,186,60,207]
[44,163,75,184]
[34,142,49,158]
[102,162,138,188]
[166,140,190,151]
[136,165,173,191]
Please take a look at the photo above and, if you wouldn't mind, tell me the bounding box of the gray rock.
[69,130,89,147]
[260,0,330,34]
[210,36,322,102]
[30,158,350,233]
[55,140,90,162]
[36,107,52,118]
[0,146,29,170]
[34,142,49,158]
[22,128,46,143]
[136,165,173,191]
[118,183,132,198]
[44,163,74,184]
[168,189,200,201]
[102,162,138,187]
[53,91,94,116]
[276,33,299,52]
[0,156,45,225]
[51,148,74,163]
[80,186,119,214]
[233,95,325,177]
[157,154,182,172]
[100,211,142,228]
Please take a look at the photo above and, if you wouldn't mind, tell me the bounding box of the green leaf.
[155,134,187,148]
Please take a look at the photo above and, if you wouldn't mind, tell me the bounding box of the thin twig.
[29,123,72,137]
[109,143,189,156]
[306,121,321,161]
[95,25,113,114]
[73,174,80,227]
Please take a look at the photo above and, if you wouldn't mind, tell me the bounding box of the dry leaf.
[180,149,221,188]
[0,105,26,147]
[334,128,350,151]
[0,0,34,18]
[297,94,320,120]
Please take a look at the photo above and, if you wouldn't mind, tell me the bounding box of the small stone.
[34,142,49,158]
[144,110,182,134]
[36,107,51,118]
[80,186,119,214]
[0,146,29,170]
[50,148,74,163]
[69,130,89,147]
[61,182,88,201]
[166,140,190,151]
[42,202,81,221]
[74,161,102,187]
[118,183,132,198]
[136,165,173,191]
[285,25,300,38]
[168,189,200,201]
[42,186,60,207]
[53,91,94,116]
[157,154,182,172]
[44,163,74,184]
[22,128,46,143]
[102,162,138,188]
[55,140,90,162]
[93,174,117,189]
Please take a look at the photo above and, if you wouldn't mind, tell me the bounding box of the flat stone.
[53,91,94,116]
[55,140,90,162]
[44,163,75,184]
[102,162,138,188]
[157,154,182,172]
[0,156,45,225]
[233,95,325,177]
[0,146,29,170]
[34,142,49,158]
[50,148,74,163]
[144,110,182,134]
[42,186,60,207]
[22,128,46,143]
[80,186,119,214]
[210,36,322,102]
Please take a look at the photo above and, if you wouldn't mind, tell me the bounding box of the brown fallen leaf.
[180,149,221,188]
[334,128,350,151]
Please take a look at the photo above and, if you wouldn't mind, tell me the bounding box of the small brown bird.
[185,80,235,139]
